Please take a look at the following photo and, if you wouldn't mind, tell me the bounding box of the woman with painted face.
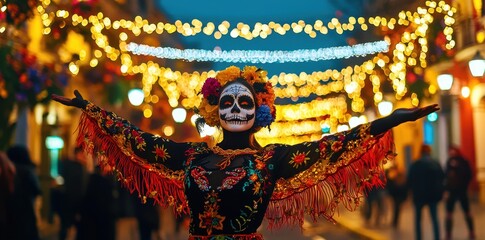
[52,65,438,240]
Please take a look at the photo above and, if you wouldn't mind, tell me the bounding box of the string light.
[33,1,448,42]
[32,0,456,123]
[126,41,389,63]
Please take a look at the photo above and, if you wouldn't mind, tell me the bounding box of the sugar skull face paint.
[219,82,255,132]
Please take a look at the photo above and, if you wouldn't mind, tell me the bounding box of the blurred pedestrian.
[407,144,444,240]
[444,146,475,240]
[386,165,408,228]
[77,165,117,240]
[133,195,161,240]
[0,152,15,240]
[6,145,42,240]
[57,147,88,240]
[363,181,386,227]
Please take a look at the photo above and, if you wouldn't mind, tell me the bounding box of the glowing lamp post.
[45,136,64,178]
[437,73,454,91]
[468,51,485,77]
[437,73,454,166]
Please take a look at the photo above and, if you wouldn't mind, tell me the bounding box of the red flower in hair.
[201,77,221,99]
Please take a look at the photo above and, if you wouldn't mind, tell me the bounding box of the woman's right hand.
[51,90,88,109]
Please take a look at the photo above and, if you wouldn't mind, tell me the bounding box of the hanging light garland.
[26,0,457,143]
[35,0,456,119]
[126,40,389,63]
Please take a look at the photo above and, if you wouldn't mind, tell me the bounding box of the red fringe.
[76,113,188,215]
[265,131,394,229]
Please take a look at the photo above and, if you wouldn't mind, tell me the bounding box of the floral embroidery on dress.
[318,141,328,158]
[131,130,146,150]
[230,200,259,232]
[153,144,170,161]
[330,140,343,152]
[289,150,310,167]
[242,149,275,195]
[199,191,226,235]
[78,101,395,234]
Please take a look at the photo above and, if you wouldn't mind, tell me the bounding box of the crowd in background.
[0,145,189,240]
[0,143,477,240]
[363,144,475,240]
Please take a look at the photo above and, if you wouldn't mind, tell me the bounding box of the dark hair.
[448,145,462,156]
[6,145,35,166]
[420,144,432,155]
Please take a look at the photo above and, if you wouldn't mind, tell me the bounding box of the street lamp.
[45,136,64,178]
[437,73,454,167]
[468,51,485,77]
[437,73,454,91]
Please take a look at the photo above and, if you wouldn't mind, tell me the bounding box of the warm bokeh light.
[20,0,457,144]
[461,86,471,98]
[190,114,199,126]
[163,125,174,137]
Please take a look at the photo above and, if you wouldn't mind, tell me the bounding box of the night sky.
[156,0,380,76]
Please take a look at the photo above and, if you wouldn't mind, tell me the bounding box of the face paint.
[219,82,255,132]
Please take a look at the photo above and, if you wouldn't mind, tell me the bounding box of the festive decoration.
[197,66,276,132]
[29,0,456,116]
[0,45,67,106]
[71,0,98,18]
[126,40,389,63]
[0,44,68,149]
[0,0,457,144]
[2,0,37,27]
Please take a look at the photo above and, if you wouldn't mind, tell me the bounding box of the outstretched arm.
[52,90,192,169]
[52,90,195,214]
[267,104,439,225]
[273,104,440,179]
[51,90,88,109]
[370,104,440,135]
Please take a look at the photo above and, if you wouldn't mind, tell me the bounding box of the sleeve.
[76,102,191,215]
[265,123,395,228]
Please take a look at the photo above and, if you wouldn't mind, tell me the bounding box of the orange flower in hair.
[242,66,261,84]
[216,66,241,86]
[197,98,219,126]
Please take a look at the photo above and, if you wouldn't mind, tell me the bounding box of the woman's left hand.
[370,104,440,135]
[391,104,440,123]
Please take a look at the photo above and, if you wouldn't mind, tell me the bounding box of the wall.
[471,83,485,202]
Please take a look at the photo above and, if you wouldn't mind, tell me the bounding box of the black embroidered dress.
[76,102,394,239]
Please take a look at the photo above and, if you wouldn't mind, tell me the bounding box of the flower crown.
[197,65,276,132]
